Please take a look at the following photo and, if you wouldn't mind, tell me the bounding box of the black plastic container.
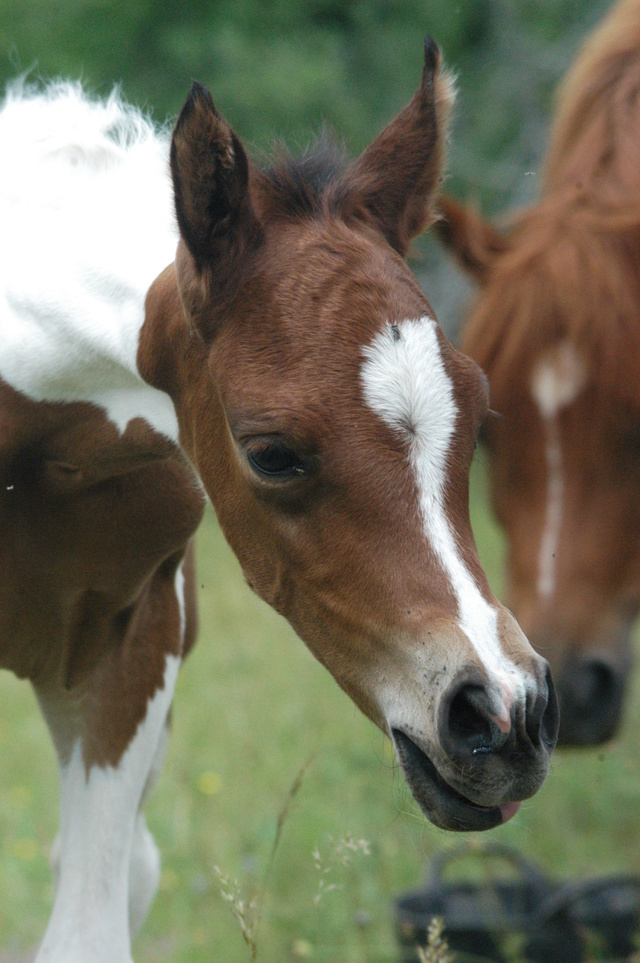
[394,842,640,963]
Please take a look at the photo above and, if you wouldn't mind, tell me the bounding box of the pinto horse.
[1,42,557,962]
[437,0,640,745]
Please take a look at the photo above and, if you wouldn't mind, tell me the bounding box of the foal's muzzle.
[392,660,558,832]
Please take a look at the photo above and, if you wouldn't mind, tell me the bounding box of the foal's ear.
[339,38,455,256]
[435,196,508,283]
[170,82,260,271]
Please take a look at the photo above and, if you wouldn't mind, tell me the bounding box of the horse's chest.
[0,386,205,683]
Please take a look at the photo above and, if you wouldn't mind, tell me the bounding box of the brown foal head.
[140,41,557,830]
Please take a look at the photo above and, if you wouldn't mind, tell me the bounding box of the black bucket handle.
[425,840,552,901]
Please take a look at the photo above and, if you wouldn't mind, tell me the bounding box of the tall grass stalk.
[418,917,453,963]
[213,755,315,961]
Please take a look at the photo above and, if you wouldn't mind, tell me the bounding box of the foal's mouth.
[392,729,521,832]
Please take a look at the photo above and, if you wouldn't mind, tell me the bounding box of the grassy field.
[1,454,640,961]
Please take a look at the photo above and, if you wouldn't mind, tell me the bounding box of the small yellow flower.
[197,771,223,796]
[291,938,313,958]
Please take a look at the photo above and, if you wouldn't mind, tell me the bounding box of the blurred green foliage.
[0,0,613,336]
[0,0,610,209]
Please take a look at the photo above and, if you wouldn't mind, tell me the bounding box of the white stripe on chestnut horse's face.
[530,342,588,601]
[361,317,522,712]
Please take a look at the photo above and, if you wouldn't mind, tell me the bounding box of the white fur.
[530,341,587,420]
[47,733,169,941]
[361,318,523,709]
[530,343,588,599]
[536,417,564,599]
[128,813,162,938]
[0,81,179,440]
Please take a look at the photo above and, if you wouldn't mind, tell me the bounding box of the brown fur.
[0,379,204,765]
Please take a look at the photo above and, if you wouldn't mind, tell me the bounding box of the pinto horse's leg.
[128,717,170,936]
[35,664,178,963]
[32,551,194,963]
[47,719,171,939]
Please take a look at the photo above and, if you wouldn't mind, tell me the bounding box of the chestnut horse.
[1,43,557,963]
[437,0,640,745]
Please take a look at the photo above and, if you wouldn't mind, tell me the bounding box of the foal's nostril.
[558,656,624,746]
[442,665,559,760]
[445,682,509,754]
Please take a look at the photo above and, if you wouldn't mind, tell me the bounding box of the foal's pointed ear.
[339,38,455,256]
[435,196,508,283]
[170,82,259,270]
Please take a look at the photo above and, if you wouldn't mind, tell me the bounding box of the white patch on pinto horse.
[531,343,588,599]
[361,317,519,707]
[0,82,179,441]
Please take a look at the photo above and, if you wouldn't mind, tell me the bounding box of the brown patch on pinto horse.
[437,0,640,744]
[0,378,203,765]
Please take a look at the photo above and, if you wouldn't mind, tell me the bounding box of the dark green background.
[0,2,611,194]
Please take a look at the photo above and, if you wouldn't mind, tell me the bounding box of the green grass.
[1,454,640,961]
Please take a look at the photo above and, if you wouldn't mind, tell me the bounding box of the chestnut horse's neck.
[0,82,179,442]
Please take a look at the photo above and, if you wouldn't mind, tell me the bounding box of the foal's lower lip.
[436,769,521,824]
[392,729,511,831]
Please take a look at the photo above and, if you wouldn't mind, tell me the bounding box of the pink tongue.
[499,801,522,823]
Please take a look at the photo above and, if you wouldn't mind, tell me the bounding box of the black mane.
[257,130,348,220]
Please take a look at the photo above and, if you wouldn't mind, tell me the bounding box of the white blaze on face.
[530,342,588,600]
[361,317,519,708]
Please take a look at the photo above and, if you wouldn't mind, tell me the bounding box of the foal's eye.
[247,442,306,480]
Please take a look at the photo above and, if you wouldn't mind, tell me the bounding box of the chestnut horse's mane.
[462,0,640,410]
